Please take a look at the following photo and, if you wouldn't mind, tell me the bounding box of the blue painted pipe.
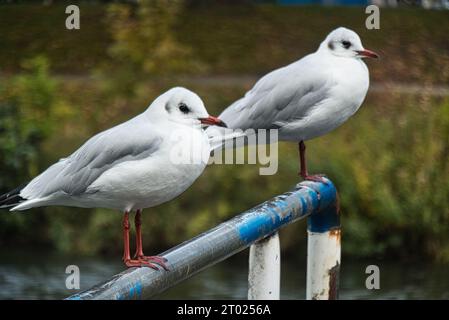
[67,178,338,300]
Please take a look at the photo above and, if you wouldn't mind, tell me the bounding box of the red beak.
[199,116,227,128]
[356,49,379,59]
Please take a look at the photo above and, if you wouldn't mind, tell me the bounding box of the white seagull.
[215,27,378,181]
[0,87,227,269]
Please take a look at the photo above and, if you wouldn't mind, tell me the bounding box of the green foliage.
[0,56,58,188]
[98,0,207,99]
[311,96,449,261]
[0,56,62,247]
[107,0,206,76]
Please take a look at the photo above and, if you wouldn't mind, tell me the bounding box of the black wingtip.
[0,183,28,209]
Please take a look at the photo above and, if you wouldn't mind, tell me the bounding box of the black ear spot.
[165,102,171,113]
[179,102,190,114]
[328,42,334,50]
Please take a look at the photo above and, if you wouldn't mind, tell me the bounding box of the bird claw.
[124,258,159,270]
[136,255,169,271]
[124,256,169,271]
[303,174,328,185]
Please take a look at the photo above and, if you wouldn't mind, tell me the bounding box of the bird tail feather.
[9,196,53,211]
[207,127,278,154]
[0,183,28,210]
[207,128,248,153]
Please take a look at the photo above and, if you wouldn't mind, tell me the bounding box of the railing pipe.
[67,178,337,300]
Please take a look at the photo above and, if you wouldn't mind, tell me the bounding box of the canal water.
[0,250,447,299]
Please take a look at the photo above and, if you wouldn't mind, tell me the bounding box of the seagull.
[0,87,227,269]
[214,27,378,181]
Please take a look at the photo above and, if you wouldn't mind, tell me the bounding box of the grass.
[1,3,448,84]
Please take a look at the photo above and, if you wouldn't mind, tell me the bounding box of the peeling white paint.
[248,233,280,300]
[306,230,341,300]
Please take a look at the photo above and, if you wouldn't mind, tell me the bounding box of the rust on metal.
[328,262,340,300]
[329,228,341,246]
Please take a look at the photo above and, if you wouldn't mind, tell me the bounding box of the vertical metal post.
[248,232,280,300]
[306,193,340,300]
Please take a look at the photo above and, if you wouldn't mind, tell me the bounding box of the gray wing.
[21,114,163,199]
[219,55,331,130]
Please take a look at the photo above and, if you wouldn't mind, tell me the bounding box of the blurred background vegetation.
[0,1,448,264]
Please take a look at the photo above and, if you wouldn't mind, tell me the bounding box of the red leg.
[122,211,131,262]
[299,141,308,178]
[122,211,162,270]
[134,209,144,258]
[298,141,327,184]
[132,209,169,271]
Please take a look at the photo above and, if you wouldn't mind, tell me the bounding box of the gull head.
[320,27,379,59]
[147,87,227,128]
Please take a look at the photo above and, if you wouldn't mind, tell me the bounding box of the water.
[0,250,448,300]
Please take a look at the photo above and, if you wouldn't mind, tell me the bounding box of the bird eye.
[341,40,351,49]
[179,103,190,114]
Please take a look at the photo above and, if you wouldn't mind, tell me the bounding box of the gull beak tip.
[200,116,227,128]
[357,49,379,59]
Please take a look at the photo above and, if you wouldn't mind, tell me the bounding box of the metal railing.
[67,178,340,300]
